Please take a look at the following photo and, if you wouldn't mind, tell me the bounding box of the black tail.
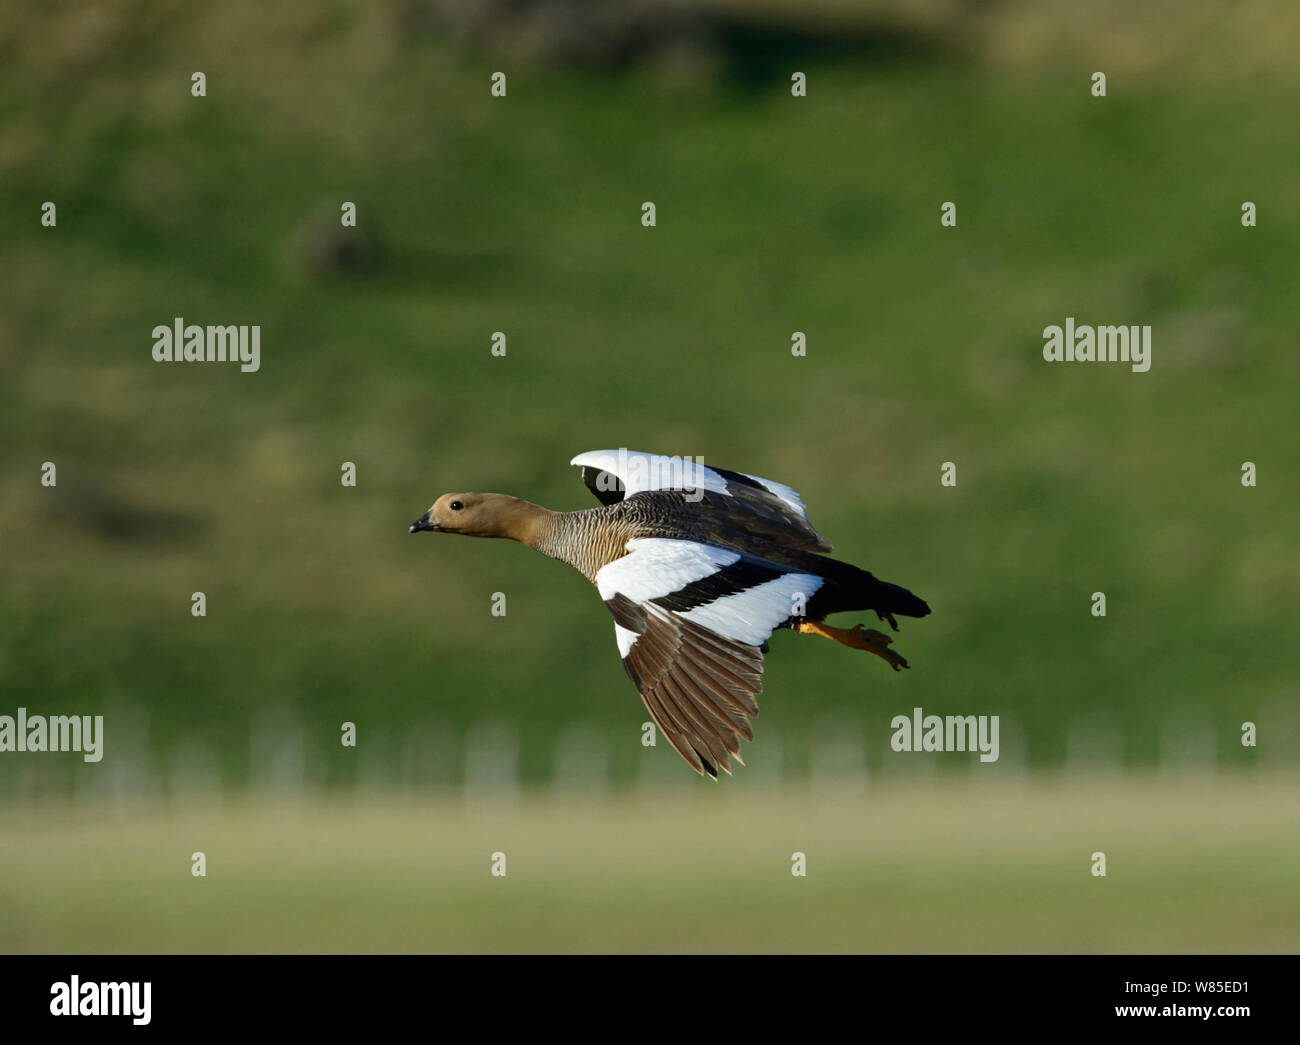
[870,578,931,618]
[803,557,931,620]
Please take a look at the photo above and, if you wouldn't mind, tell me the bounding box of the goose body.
[411,450,930,778]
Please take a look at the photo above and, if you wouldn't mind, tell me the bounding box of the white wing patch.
[571,449,810,521]
[597,537,824,650]
[614,623,640,658]
[595,538,739,604]
[680,572,824,647]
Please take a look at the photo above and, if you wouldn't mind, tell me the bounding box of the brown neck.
[478,496,626,582]
[491,496,559,550]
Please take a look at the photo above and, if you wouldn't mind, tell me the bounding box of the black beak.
[409,510,437,534]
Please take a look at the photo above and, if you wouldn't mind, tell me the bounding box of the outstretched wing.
[596,537,825,777]
[572,449,832,553]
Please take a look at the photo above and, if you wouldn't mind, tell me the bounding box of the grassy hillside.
[1,1,1296,798]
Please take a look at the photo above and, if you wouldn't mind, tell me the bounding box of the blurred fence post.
[636,723,693,800]
[1159,713,1217,776]
[402,719,458,795]
[250,705,306,801]
[740,728,782,794]
[91,698,152,812]
[167,736,223,808]
[356,728,399,794]
[1065,714,1123,786]
[464,719,520,805]
[1259,693,1299,770]
[551,721,611,800]
[810,715,867,799]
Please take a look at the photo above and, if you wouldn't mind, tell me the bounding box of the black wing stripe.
[651,557,787,614]
[712,466,768,493]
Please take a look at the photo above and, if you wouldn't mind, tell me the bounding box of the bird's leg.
[875,609,899,632]
[794,620,909,671]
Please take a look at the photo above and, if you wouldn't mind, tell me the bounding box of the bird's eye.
[450,500,463,511]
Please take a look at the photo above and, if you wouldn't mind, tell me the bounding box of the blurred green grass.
[1,0,1297,793]
[3,774,1297,953]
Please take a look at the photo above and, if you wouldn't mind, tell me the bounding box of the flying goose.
[410,450,931,778]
